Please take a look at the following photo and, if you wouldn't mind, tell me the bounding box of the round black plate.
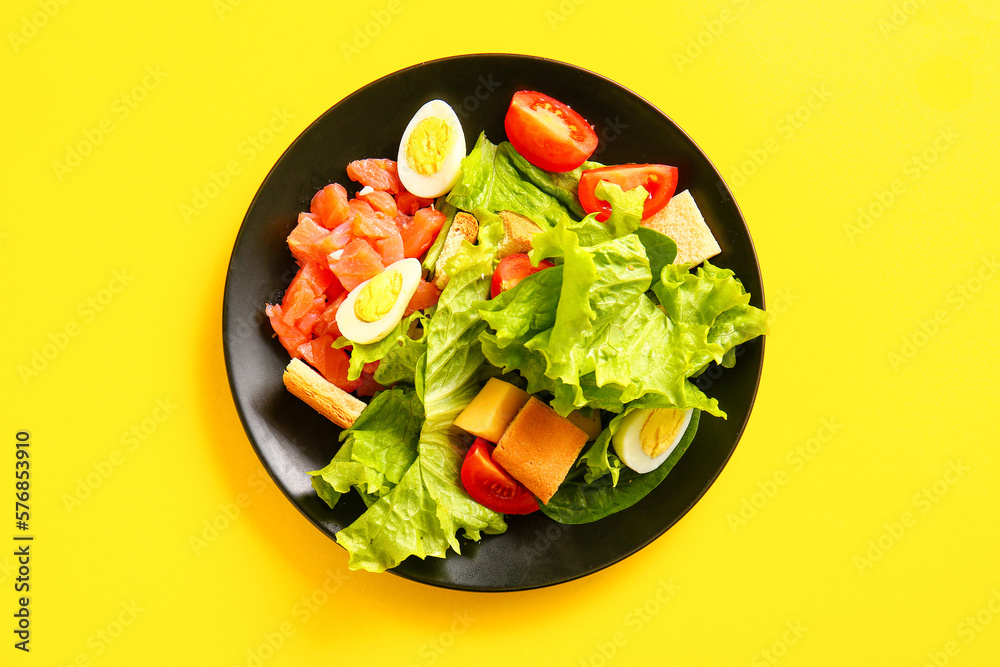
[223,54,765,592]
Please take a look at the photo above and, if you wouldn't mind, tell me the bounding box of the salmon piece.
[312,292,346,339]
[355,370,383,397]
[265,303,309,358]
[288,215,330,266]
[395,190,435,216]
[297,335,362,392]
[373,229,404,266]
[310,183,350,228]
[358,189,398,217]
[405,279,441,314]
[350,199,397,239]
[401,206,447,259]
[289,258,336,296]
[347,159,403,195]
[328,238,385,291]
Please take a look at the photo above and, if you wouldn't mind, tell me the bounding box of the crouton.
[282,358,367,429]
[497,210,541,258]
[640,190,721,265]
[492,397,588,504]
[432,212,479,288]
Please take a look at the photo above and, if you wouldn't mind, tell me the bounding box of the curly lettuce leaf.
[446,133,580,231]
[308,386,424,503]
[333,216,507,572]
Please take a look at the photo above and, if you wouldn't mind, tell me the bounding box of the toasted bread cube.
[453,378,531,443]
[493,397,588,504]
[640,190,721,265]
[498,210,541,258]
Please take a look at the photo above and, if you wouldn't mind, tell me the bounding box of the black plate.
[223,54,765,591]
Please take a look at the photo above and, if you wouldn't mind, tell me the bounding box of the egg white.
[611,407,694,474]
[397,99,466,198]
[336,258,422,345]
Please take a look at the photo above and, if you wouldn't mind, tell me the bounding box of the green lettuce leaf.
[335,312,424,382]
[446,133,580,231]
[308,386,424,503]
[333,216,507,572]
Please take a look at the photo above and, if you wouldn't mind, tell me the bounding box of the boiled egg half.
[397,99,466,198]
[611,407,694,474]
[336,258,422,345]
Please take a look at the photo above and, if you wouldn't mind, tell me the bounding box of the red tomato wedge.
[400,206,446,259]
[490,253,555,298]
[346,159,403,195]
[504,91,598,173]
[460,438,539,515]
[578,164,678,222]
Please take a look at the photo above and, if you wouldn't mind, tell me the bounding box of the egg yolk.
[354,270,403,323]
[640,409,686,458]
[405,117,454,176]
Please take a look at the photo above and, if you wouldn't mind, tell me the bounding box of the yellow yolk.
[640,409,687,458]
[353,269,402,322]
[405,117,454,176]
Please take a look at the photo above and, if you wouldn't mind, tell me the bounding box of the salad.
[264,90,768,573]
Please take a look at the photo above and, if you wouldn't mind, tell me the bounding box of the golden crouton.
[497,210,541,258]
[493,397,588,504]
[640,190,721,265]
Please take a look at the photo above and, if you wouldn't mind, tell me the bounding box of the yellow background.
[3,0,999,665]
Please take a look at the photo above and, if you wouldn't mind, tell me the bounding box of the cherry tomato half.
[460,438,539,515]
[578,164,679,222]
[490,253,556,298]
[504,91,598,173]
